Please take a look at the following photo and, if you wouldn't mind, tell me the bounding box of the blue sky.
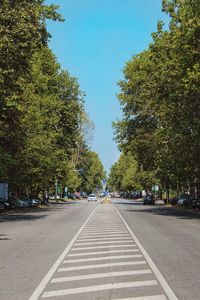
[45,0,169,173]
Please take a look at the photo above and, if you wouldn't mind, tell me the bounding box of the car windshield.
[89,194,95,197]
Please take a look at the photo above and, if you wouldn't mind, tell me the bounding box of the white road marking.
[114,206,178,300]
[63,254,143,263]
[77,237,132,242]
[79,233,130,237]
[71,244,136,251]
[82,230,128,234]
[68,249,139,256]
[74,240,133,246]
[57,261,146,272]
[51,269,152,283]
[28,206,98,300]
[114,295,167,300]
[42,280,158,298]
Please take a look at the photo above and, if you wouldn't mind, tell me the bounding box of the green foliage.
[78,150,106,194]
[114,0,200,192]
[0,1,104,197]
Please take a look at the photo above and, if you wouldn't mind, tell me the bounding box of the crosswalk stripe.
[82,230,128,234]
[74,240,133,246]
[77,237,132,242]
[42,280,158,298]
[79,233,130,237]
[51,269,152,283]
[114,295,167,300]
[68,249,139,257]
[63,254,143,263]
[57,261,146,272]
[71,244,137,251]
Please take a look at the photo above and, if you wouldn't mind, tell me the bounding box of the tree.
[114,0,200,194]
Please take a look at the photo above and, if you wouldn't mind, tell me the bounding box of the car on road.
[88,194,97,202]
[143,194,155,205]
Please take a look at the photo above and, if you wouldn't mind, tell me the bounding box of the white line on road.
[79,233,130,237]
[114,295,167,300]
[82,230,128,234]
[68,249,139,256]
[42,280,158,298]
[114,206,178,300]
[77,237,132,242]
[28,206,98,300]
[71,244,137,251]
[57,261,146,272]
[74,240,133,246]
[63,254,143,263]
[51,269,151,283]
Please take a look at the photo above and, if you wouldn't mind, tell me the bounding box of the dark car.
[0,202,5,212]
[143,194,155,205]
[192,199,200,209]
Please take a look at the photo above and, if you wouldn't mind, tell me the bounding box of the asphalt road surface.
[0,199,200,300]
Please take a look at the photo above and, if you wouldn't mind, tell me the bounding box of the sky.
[45,0,169,173]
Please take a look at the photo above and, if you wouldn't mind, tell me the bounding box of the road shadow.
[116,202,200,220]
[0,213,48,223]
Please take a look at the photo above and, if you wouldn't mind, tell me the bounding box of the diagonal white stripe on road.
[71,244,137,251]
[68,249,139,256]
[57,261,146,272]
[51,269,152,283]
[114,295,167,300]
[63,254,143,263]
[114,206,178,300]
[42,280,158,298]
[74,240,133,246]
[79,233,130,237]
[77,237,132,242]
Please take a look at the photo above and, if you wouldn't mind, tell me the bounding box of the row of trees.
[111,0,200,197]
[0,0,105,197]
[108,153,156,192]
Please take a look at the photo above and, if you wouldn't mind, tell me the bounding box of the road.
[0,199,200,300]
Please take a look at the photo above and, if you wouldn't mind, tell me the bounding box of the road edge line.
[114,205,178,300]
[29,205,98,300]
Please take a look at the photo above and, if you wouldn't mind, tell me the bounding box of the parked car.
[88,194,97,202]
[192,199,200,209]
[0,202,5,212]
[30,198,41,206]
[143,194,155,205]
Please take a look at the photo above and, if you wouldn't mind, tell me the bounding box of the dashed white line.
[51,269,152,283]
[63,254,143,263]
[42,280,158,298]
[57,261,147,272]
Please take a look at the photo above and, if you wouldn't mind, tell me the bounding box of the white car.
[88,194,97,202]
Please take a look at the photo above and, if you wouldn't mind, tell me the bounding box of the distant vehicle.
[143,194,155,205]
[88,194,97,202]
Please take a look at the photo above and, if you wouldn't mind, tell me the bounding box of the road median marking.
[57,260,147,272]
[42,280,158,298]
[114,205,178,300]
[51,269,152,283]
[29,205,98,300]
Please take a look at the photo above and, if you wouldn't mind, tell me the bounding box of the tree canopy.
[114,0,200,195]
